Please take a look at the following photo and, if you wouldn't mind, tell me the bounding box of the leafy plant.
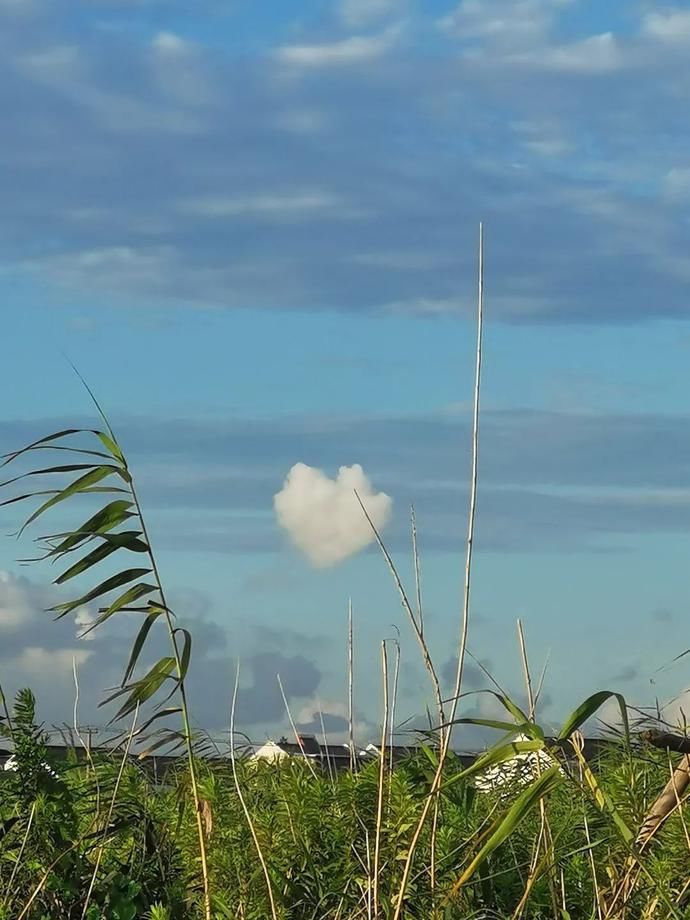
[0,404,211,918]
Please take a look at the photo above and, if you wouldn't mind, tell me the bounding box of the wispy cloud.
[339,0,403,28]
[179,191,355,220]
[641,9,690,44]
[275,24,401,67]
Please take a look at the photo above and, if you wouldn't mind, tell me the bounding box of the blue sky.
[2,0,690,746]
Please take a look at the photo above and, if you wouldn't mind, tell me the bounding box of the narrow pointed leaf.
[0,464,99,489]
[19,466,126,535]
[137,730,186,759]
[132,707,182,737]
[451,765,563,891]
[122,604,165,685]
[55,539,121,584]
[557,691,629,741]
[78,583,159,636]
[1,429,97,466]
[174,627,192,681]
[41,500,135,557]
[443,739,547,791]
[447,717,545,741]
[55,531,147,584]
[111,657,177,721]
[51,567,152,618]
[0,490,61,509]
[96,432,127,467]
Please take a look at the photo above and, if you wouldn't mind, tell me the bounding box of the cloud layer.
[1,1,690,322]
[274,462,392,566]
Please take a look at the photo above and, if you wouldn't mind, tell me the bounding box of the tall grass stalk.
[391,221,485,920]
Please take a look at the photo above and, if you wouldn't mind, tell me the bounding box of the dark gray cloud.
[0,570,324,734]
[3,406,690,556]
[1,3,690,322]
[612,663,640,684]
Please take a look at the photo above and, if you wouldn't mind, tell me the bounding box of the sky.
[2,0,690,749]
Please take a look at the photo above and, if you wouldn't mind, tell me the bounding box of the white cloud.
[664,168,690,201]
[339,0,402,28]
[439,0,572,48]
[18,646,92,676]
[275,25,401,67]
[0,570,34,631]
[74,606,97,640]
[512,32,623,74]
[641,9,690,44]
[179,191,349,220]
[274,463,392,567]
[151,31,189,54]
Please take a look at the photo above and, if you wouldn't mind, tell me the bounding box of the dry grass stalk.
[277,673,319,781]
[390,222,485,920]
[355,497,445,728]
[348,598,356,771]
[230,662,278,920]
[373,640,389,918]
[514,620,559,920]
[637,755,690,848]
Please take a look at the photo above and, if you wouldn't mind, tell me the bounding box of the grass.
[3,708,690,919]
[2,233,690,917]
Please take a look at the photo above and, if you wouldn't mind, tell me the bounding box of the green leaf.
[451,765,563,891]
[122,604,165,685]
[0,463,100,489]
[96,432,127,467]
[1,429,98,467]
[55,532,148,585]
[557,691,628,741]
[137,730,186,759]
[446,717,545,741]
[51,568,153,618]
[79,584,159,638]
[105,657,177,722]
[443,739,548,791]
[175,628,192,681]
[132,706,182,737]
[40,500,135,558]
[19,466,127,535]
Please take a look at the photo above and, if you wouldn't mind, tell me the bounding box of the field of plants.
[3,266,690,918]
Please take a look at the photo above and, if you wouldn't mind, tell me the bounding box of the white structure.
[473,735,561,794]
[251,740,291,763]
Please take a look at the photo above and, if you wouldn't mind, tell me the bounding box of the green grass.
[2,694,690,919]
[2,355,689,918]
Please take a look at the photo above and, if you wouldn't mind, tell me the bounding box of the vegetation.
[2,688,690,919]
[1,258,689,917]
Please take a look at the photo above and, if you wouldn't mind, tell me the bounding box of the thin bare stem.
[277,673,319,780]
[349,598,356,771]
[128,480,211,920]
[517,619,535,720]
[318,700,336,785]
[389,638,400,782]
[373,641,389,919]
[355,494,444,726]
[230,662,278,920]
[72,658,101,821]
[411,505,424,637]
[391,222,484,920]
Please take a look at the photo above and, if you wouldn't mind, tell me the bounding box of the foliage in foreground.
[2,688,690,920]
